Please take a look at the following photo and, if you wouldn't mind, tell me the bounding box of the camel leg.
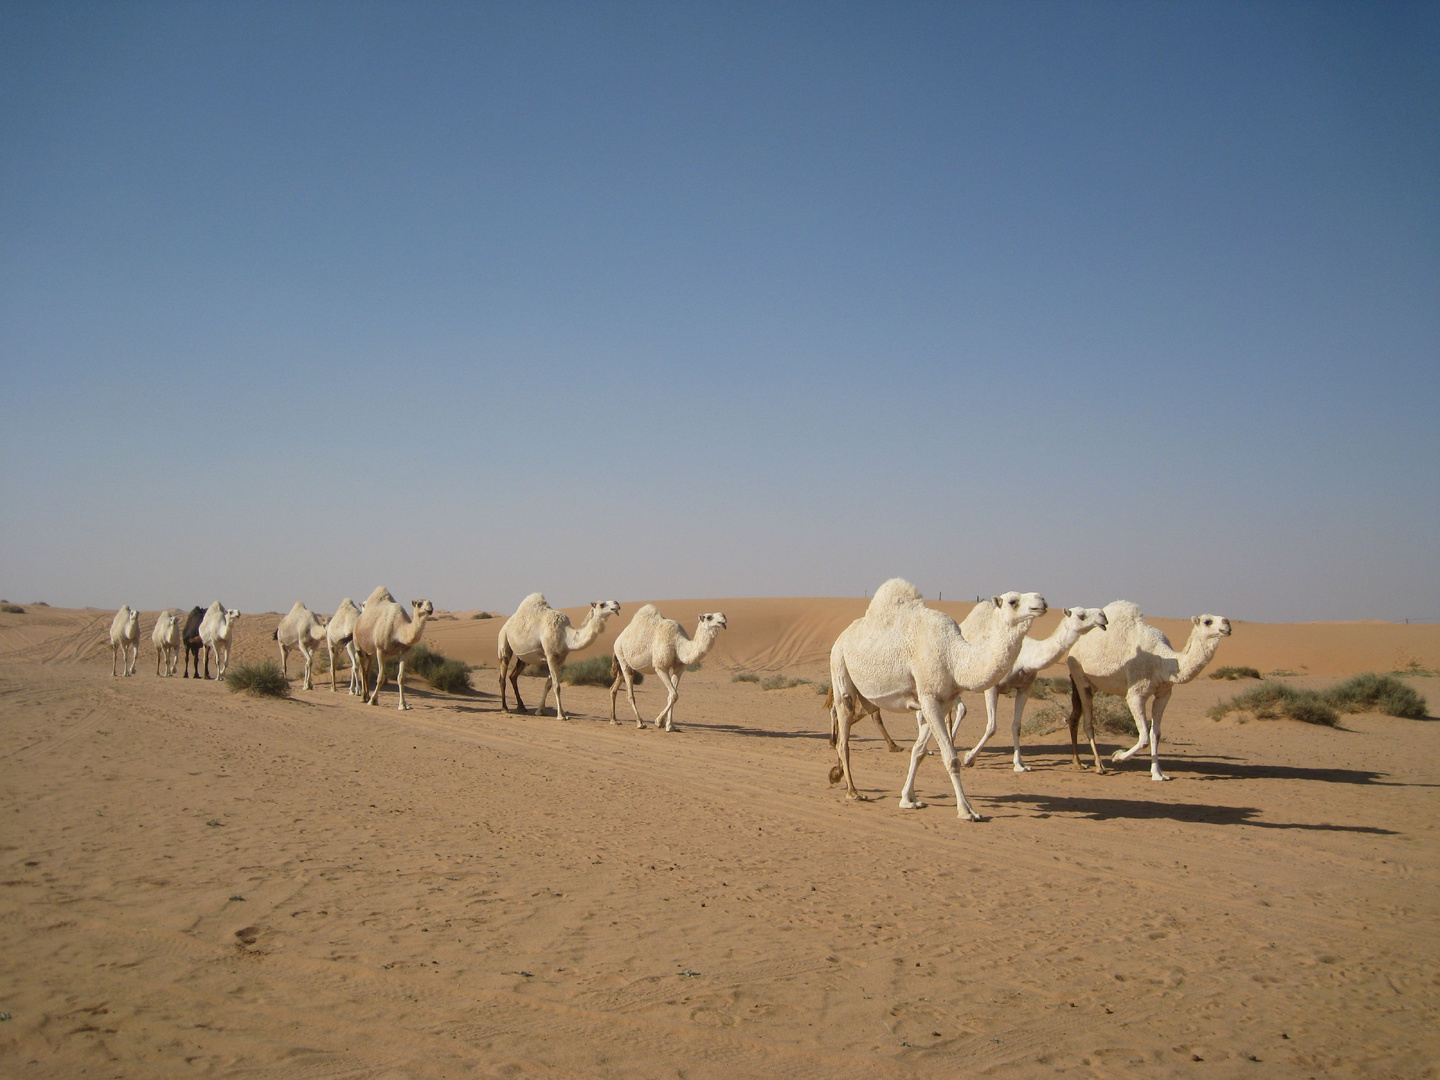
[1146,686,1172,782]
[301,645,313,691]
[948,699,968,744]
[507,659,529,715]
[1010,689,1032,772]
[624,666,644,727]
[498,644,514,712]
[203,646,212,680]
[656,669,681,731]
[924,696,983,820]
[347,641,360,695]
[328,644,337,691]
[608,666,622,724]
[898,718,935,809]
[538,652,563,718]
[112,643,118,677]
[872,710,901,752]
[279,642,289,679]
[396,657,409,711]
[1112,687,1151,763]
[367,648,385,705]
[833,702,865,801]
[962,687,1002,767]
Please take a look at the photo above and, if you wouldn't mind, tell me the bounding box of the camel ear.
[1192,615,1201,626]
[1063,607,1071,617]
[992,596,1002,608]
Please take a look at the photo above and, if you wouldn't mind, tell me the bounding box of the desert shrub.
[685,662,703,673]
[732,672,760,683]
[761,674,810,691]
[0,603,24,614]
[225,660,290,698]
[1020,702,1065,736]
[1030,676,1071,699]
[814,680,831,697]
[553,655,611,686]
[382,645,473,693]
[472,611,493,620]
[1210,666,1262,681]
[1324,673,1427,719]
[1208,682,1338,726]
[1089,692,1139,736]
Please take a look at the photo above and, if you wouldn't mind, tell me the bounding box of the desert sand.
[2,600,1438,1078]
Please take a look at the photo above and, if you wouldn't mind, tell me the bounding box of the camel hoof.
[845,792,870,802]
[961,756,976,768]
[1014,764,1031,773]
[962,812,987,822]
[1152,773,1170,782]
[1111,750,1129,762]
[886,745,902,753]
[898,799,926,810]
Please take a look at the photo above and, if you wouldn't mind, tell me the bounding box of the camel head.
[1062,606,1107,633]
[1192,614,1231,641]
[991,591,1047,627]
[590,600,622,624]
[699,612,728,632]
[226,609,241,622]
[411,599,435,620]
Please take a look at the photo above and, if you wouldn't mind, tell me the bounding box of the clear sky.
[2,2,1436,622]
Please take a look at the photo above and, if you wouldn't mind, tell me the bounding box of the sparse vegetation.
[1209,673,1427,726]
[813,680,831,696]
[0,603,25,614]
[556,655,614,687]
[383,644,473,693]
[1088,692,1139,736]
[1030,676,1072,699]
[472,611,493,620]
[685,662,703,673]
[1210,666,1262,681]
[225,660,290,698]
[732,672,760,683]
[761,674,811,691]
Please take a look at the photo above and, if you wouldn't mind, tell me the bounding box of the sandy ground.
[1,601,1438,1079]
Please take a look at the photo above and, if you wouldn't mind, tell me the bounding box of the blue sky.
[2,2,1436,621]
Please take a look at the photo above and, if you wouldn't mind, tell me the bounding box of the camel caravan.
[102,577,1231,819]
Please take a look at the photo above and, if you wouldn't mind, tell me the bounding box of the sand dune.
[1,601,1437,1078]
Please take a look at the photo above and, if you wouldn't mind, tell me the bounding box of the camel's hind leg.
[871,708,901,751]
[346,641,360,695]
[827,662,867,801]
[538,652,562,718]
[962,687,1002,767]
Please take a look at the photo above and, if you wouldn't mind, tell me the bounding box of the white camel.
[828,579,1047,820]
[1064,601,1231,780]
[152,609,180,677]
[498,593,621,720]
[110,605,140,677]
[198,602,241,679]
[957,606,1108,772]
[274,601,331,690]
[609,606,727,731]
[353,585,434,710]
[326,598,363,694]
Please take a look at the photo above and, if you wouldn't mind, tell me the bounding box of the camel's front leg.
[347,642,361,695]
[301,645,315,690]
[923,696,984,821]
[1145,687,1172,781]
[655,669,681,731]
[947,699,968,744]
[396,657,410,710]
[962,688,1002,767]
[1010,690,1032,772]
[367,649,386,705]
[539,653,562,718]
[898,718,934,809]
[112,643,119,677]
[1112,688,1151,763]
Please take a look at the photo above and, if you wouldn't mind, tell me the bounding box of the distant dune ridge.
[3,600,1438,678]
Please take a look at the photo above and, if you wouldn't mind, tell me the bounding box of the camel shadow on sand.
[985,791,1398,834]
[1006,743,1435,787]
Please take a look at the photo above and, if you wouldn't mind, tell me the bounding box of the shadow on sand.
[985,791,1398,834]
[1003,743,1434,787]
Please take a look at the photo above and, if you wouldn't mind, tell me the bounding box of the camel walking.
[828,579,1046,821]
[609,606,727,731]
[498,594,620,720]
[1065,601,1231,780]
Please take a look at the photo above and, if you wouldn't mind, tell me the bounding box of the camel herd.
[108,579,1231,821]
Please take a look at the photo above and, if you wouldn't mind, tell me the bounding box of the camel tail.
[610,654,620,683]
[272,629,278,640]
[824,686,839,747]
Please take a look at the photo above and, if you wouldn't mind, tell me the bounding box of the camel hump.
[867,578,923,615]
[1103,600,1145,628]
[634,603,660,618]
